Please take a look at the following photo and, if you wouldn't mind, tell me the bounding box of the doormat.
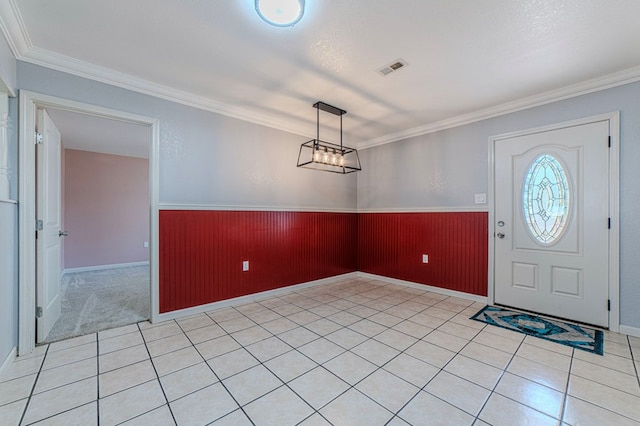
[470,305,604,355]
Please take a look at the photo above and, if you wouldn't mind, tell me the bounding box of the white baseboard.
[63,261,149,274]
[357,272,488,304]
[155,272,359,322]
[0,346,17,380]
[619,324,640,338]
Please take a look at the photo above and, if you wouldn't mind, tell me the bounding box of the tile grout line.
[136,320,179,426]
[95,334,100,425]
[17,344,50,426]
[191,310,258,425]
[628,335,640,389]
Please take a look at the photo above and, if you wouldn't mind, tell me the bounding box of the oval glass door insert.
[522,154,571,244]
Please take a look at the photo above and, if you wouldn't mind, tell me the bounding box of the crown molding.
[3,0,640,150]
[21,47,312,138]
[0,0,32,57]
[0,0,312,139]
[358,64,640,150]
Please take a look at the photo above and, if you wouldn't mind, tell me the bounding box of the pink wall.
[63,149,149,269]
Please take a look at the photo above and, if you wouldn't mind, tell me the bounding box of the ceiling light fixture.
[255,0,305,27]
[297,101,361,174]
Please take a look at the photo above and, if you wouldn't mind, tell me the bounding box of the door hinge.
[608,136,611,148]
[36,306,43,318]
[36,219,43,231]
[607,299,611,311]
[35,132,43,144]
[608,218,611,229]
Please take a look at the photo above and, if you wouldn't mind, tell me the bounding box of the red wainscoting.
[159,210,358,313]
[358,212,488,296]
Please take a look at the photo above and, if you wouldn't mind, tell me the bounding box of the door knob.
[496,232,505,239]
[59,230,69,237]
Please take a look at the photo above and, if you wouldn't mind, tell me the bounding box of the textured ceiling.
[3,0,640,150]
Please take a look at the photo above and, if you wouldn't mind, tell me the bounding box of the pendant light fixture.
[297,101,361,174]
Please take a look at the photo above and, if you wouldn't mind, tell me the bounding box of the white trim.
[158,203,358,213]
[619,325,640,338]
[0,0,31,59]
[359,66,640,150]
[357,206,488,213]
[357,272,488,304]
[0,346,17,379]
[18,91,160,355]
[488,112,620,332]
[158,203,489,214]
[0,199,17,204]
[62,261,149,274]
[155,273,358,322]
[21,47,311,140]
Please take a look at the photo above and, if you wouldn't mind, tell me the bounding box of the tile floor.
[1,277,639,425]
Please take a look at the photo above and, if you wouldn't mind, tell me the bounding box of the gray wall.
[17,62,357,210]
[358,80,640,328]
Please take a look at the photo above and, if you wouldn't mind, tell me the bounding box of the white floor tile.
[98,380,165,425]
[244,385,314,426]
[264,350,317,383]
[99,359,156,397]
[398,390,474,426]
[23,377,97,425]
[159,361,218,402]
[7,278,640,426]
[320,388,393,425]
[170,383,238,425]
[356,368,420,412]
[494,372,564,419]
[324,351,378,386]
[479,393,558,426]
[34,401,97,426]
[222,364,282,405]
[289,366,350,409]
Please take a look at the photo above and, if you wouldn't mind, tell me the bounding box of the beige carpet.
[44,265,150,343]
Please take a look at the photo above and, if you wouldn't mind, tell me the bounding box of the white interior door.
[36,108,63,342]
[494,120,610,327]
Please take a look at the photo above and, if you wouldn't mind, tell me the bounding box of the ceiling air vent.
[377,59,408,76]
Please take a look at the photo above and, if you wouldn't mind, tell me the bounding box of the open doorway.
[41,108,151,342]
[18,91,160,355]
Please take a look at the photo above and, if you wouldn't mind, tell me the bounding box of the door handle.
[496,232,505,239]
[59,230,69,237]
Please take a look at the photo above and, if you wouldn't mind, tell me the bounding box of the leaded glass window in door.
[522,154,570,244]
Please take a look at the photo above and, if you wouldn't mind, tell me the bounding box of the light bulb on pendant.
[331,149,338,165]
[313,146,321,162]
[322,147,329,163]
[339,152,345,167]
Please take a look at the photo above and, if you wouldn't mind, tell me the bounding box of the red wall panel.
[358,212,488,296]
[159,210,358,313]
[159,210,488,313]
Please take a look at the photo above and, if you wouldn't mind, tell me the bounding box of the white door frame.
[487,112,620,332]
[18,91,160,355]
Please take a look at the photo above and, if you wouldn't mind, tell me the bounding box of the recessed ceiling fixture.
[378,59,408,76]
[297,101,361,174]
[255,0,305,27]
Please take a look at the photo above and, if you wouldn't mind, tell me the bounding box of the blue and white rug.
[471,306,604,355]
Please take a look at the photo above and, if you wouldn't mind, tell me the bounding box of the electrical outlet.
[143,241,149,248]
[422,254,428,263]
[474,193,487,204]
[242,260,249,271]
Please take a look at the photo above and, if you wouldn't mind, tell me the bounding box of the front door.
[36,108,63,342]
[494,119,610,327]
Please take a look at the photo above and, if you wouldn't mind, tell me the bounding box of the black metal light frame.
[297,101,361,174]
